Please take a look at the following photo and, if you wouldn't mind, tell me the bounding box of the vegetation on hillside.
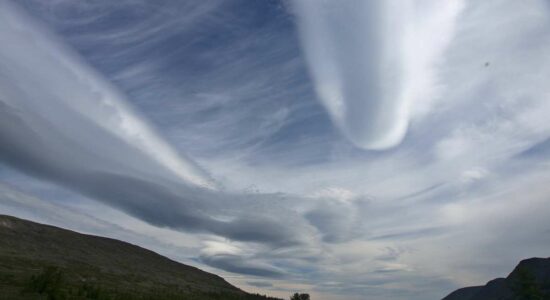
[0,215,281,300]
[511,266,546,300]
[289,293,310,300]
[14,266,280,300]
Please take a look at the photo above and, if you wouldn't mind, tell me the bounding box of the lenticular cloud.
[0,1,215,189]
[293,0,464,150]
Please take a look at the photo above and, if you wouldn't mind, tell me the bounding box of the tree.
[290,293,310,300]
[513,267,544,300]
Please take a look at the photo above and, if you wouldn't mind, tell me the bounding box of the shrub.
[23,266,67,300]
[290,293,310,300]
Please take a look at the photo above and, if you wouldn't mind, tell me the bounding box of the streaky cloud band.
[0,1,312,248]
[0,0,216,189]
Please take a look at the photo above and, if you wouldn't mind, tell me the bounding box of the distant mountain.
[442,257,550,300]
[0,214,280,300]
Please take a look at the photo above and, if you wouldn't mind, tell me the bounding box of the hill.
[442,257,550,300]
[0,214,280,300]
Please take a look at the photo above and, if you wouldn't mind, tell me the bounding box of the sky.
[1,0,550,299]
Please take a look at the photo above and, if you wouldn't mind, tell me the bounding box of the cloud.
[200,253,286,279]
[0,1,312,248]
[0,182,121,235]
[0,182,201,265]
[246,281,274,288]
[2,0,550,299]
[0,1,215,189]
[304,196,367,243]
[292,0,464,150]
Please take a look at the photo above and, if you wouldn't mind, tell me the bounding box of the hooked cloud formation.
[292,0,464,149]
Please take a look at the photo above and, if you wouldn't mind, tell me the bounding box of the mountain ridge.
[442,257,550,300]
[0,214,281,300]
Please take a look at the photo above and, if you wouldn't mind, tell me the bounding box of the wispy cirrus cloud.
[0,1,313,249]
[2,0,550,300]
[0,1,215,189]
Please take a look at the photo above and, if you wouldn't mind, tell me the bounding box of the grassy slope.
[0,215,280,300]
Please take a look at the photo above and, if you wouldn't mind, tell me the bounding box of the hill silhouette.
[0,214,281,300]
[442,257,550,300]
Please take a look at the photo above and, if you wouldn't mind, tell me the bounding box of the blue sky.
[1,1,550,299]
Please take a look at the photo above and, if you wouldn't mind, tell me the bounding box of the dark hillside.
[0,215,280,300]
[442,257,550,300]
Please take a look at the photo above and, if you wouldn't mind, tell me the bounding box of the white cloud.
[0,1,216,189]
[292,0,464,149]
[0,182,202,265]
[2,0,550,299]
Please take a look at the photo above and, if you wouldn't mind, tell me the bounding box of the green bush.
[19,266,282,300]
[290,293,310,300]
[23,266,67,300]
[512,267,544,300]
